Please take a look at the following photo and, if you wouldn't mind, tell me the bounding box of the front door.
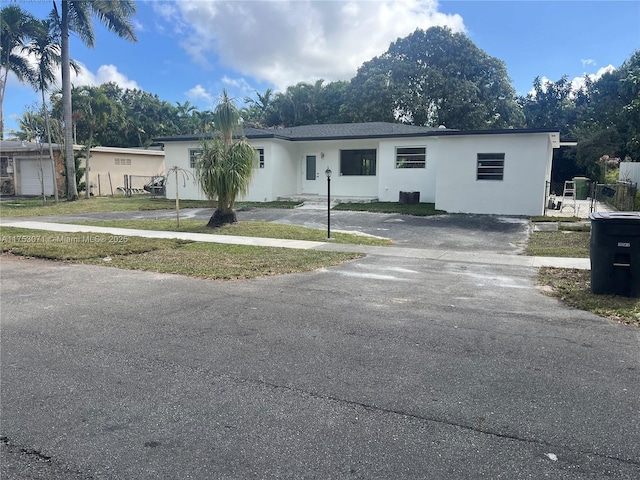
[302,154,318,194]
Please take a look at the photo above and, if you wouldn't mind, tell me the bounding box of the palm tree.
[52,0,137,200]
[243,88,273,127]
[196,90,257,227]
[0,4,40,139]
[24,17,81,203]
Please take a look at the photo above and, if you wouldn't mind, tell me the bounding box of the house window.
[340,149,376,176]
[189,148,203,168]
[1,157,8,176]
[395,147,426,168]
[114,158,131,166]
[256,148,264,168]
[477,153,505,181]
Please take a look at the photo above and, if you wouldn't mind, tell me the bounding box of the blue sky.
[4,0,639,136]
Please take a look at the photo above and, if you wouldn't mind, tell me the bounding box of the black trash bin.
[589,212,640,297]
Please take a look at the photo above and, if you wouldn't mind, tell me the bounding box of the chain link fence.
[594,181,638,211]
[98,174,166,197]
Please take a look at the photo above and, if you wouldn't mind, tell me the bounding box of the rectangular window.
[256,148,265,168]
[114,158,131,166]
[477,153,505,181]
[189,149,203,168]
[1,157,8,176]
[340,149,376,176]
[395,147,426,168]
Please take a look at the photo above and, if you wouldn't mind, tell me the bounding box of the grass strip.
[74,219,393,246]
[526,231,590,258]
[0,226,362,279]
[334,202,446,216]
[538,268,640,326]
[0,196,299,218]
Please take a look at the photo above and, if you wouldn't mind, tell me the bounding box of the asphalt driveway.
[1,210,638,479]
[26,206,532,253]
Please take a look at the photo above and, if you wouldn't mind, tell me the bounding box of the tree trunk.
[206,208,237,228]
[61,1,78,201]
[84,134,92,198]
[42,88,59,203]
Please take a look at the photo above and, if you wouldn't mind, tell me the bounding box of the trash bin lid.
[589,212,640,223]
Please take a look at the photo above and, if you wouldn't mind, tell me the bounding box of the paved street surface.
[1,210,639,478]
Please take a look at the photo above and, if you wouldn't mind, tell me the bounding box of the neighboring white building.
[156,122,561,216]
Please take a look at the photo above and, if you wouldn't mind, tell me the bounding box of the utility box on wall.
[399,191,420,205]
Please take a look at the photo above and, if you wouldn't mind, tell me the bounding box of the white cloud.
[571,64,616,92]
[152,0,465,90]
[72,64,141,90]
[528,65,617,97]
[185,84,214,104]
[580,58,596,68]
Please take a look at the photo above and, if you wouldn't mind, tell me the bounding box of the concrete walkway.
[1,220,591,270]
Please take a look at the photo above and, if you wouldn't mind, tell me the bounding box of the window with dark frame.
[395,146,426,168]
[340,149,377,176]
[477,153,505,181]
[189,148,203,168]
[256,148,264,168]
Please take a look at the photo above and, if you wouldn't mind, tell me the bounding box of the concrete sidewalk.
[1,220,591,270]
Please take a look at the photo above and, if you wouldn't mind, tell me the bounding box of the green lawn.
[526,230,590,258]
[0,196,299,218]
[0,226,362,279]
[72,219,392,246]
[334,202,445,215]
[529,220,639,326]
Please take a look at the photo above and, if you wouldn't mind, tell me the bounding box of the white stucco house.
[155,122,562,216]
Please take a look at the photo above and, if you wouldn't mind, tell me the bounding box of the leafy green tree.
[315,80,349,124]
[574,50,640,174]
[196,90,257,227]
[52,0,137,200]
[74,85,120,197]
[519,76,576,137]
[342,27,524,129]
[243,88,274,127]
[0,4,40,139]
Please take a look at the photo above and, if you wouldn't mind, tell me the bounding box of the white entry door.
[302,154,319,194]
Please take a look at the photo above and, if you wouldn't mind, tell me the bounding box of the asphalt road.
[1,210,639,479]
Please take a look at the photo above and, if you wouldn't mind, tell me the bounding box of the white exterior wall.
[270,141,299,198]
[377,138,438,202]
[292,139,380,197]
[163,139,301,202]
[434,133,552,216]
[241,140,299,201]
[620,162,640,187]
[164,141,208,201]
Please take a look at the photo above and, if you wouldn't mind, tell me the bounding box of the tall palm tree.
[25,17,81,202]
[53,0,137,200]
[0,4,40,139]
[196,90,257,227]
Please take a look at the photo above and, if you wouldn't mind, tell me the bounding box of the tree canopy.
[342,27,525,129]
[6,18,639,188]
